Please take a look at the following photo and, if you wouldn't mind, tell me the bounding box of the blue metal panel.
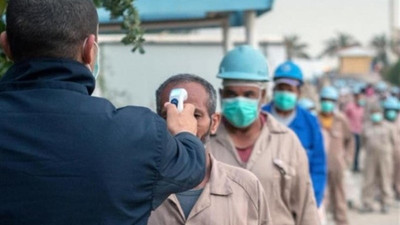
[135,0,272,14]
[99,0,273,26]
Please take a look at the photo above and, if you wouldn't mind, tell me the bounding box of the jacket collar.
[288,106,307,129]
[0,58,95,95]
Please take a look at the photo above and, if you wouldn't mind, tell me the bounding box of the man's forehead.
[222,80,264,88]
[275,83,297,89]
[162,82,208,106]
[222,85,260,92]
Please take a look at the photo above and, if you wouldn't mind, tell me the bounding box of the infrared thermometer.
[169,88,188,112]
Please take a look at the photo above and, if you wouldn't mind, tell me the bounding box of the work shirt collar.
[167,154,232,220]
[213,112,288,169]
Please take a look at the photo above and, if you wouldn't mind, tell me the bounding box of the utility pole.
[390,0,400,56]
[244,10,258,49]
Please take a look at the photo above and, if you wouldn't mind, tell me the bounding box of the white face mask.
[83,39,100,79]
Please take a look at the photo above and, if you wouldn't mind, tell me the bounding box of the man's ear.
[0,32,13,61]
[81,34,96,66]
[210,113,221,135]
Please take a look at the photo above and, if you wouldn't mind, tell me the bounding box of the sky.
[256,0,390,56]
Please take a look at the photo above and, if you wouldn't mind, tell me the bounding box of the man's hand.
[164,102,197,136]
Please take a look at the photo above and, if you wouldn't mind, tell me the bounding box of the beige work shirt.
[210,113,320,225]
[323,112,354,171]
[147,155,271,225]
[395,116,400,154]
[362,121,397,156]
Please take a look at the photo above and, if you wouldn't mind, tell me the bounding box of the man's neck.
[275,107,295,118]
[321,111,334,117]
[194,153,212,189]
[224,116,263,149]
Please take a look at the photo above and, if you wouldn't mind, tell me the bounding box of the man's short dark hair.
[6,0,98,61]
[156,74,217,116]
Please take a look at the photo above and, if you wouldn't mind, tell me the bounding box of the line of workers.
[148,45,400,225]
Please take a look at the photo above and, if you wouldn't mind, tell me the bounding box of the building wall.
[339,56,372,76]
[97,42,285,111]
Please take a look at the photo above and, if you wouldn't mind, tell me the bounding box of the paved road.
[346,206,400,225]
[325,170,400,225]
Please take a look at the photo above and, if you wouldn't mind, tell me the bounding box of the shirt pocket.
[273,158,295,206]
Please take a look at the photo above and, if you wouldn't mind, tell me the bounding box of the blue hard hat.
[217,45,269,81]
[383,97,399,110]
[375,81,387,92]
[352,85,362,94]
[333,79,346,89]
[298,98,315,110]
[273,61,303,83]
[358,82,367,91]
[391,86,400,95]
[320,86,339,101]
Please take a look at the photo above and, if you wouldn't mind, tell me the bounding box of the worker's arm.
[342,116,355,167]
[308,116,327,207]
[390,124,398,152]
[256,180,272,225]
[152,104,206,209]
[291,138,321,225]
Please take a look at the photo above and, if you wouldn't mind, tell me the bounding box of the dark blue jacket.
[262,104,327,207]
[0,59,206,225]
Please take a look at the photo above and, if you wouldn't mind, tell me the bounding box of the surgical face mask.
[320,100,335,113]
[385,110,398,121]
[92,42,100,79]
[222,97,259,128]
[357,99,366,107]
[83,39,100,79]
[273,91,297,111]
[370,112,383,123]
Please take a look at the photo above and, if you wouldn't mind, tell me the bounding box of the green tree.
[370,34,389,68]
[385,59,400,85]
[0,0,144,76]
[284,34,310,60]
[319,32,360,58]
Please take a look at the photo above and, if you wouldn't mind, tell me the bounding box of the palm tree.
[370,34,389,68]
[319,32,360,58]
[284,35,310,60]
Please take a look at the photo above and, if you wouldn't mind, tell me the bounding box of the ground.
[325,171,400,225]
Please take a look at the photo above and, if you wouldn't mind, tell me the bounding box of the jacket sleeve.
[308,117,327,207]
[342,116,355,166]
[151,115,206,209]
[291,137,321,225]
[257,180,272,225]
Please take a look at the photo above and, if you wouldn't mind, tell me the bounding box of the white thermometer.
[169,88,188,112]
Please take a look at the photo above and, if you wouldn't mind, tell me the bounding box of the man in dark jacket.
[0,1,206,224]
